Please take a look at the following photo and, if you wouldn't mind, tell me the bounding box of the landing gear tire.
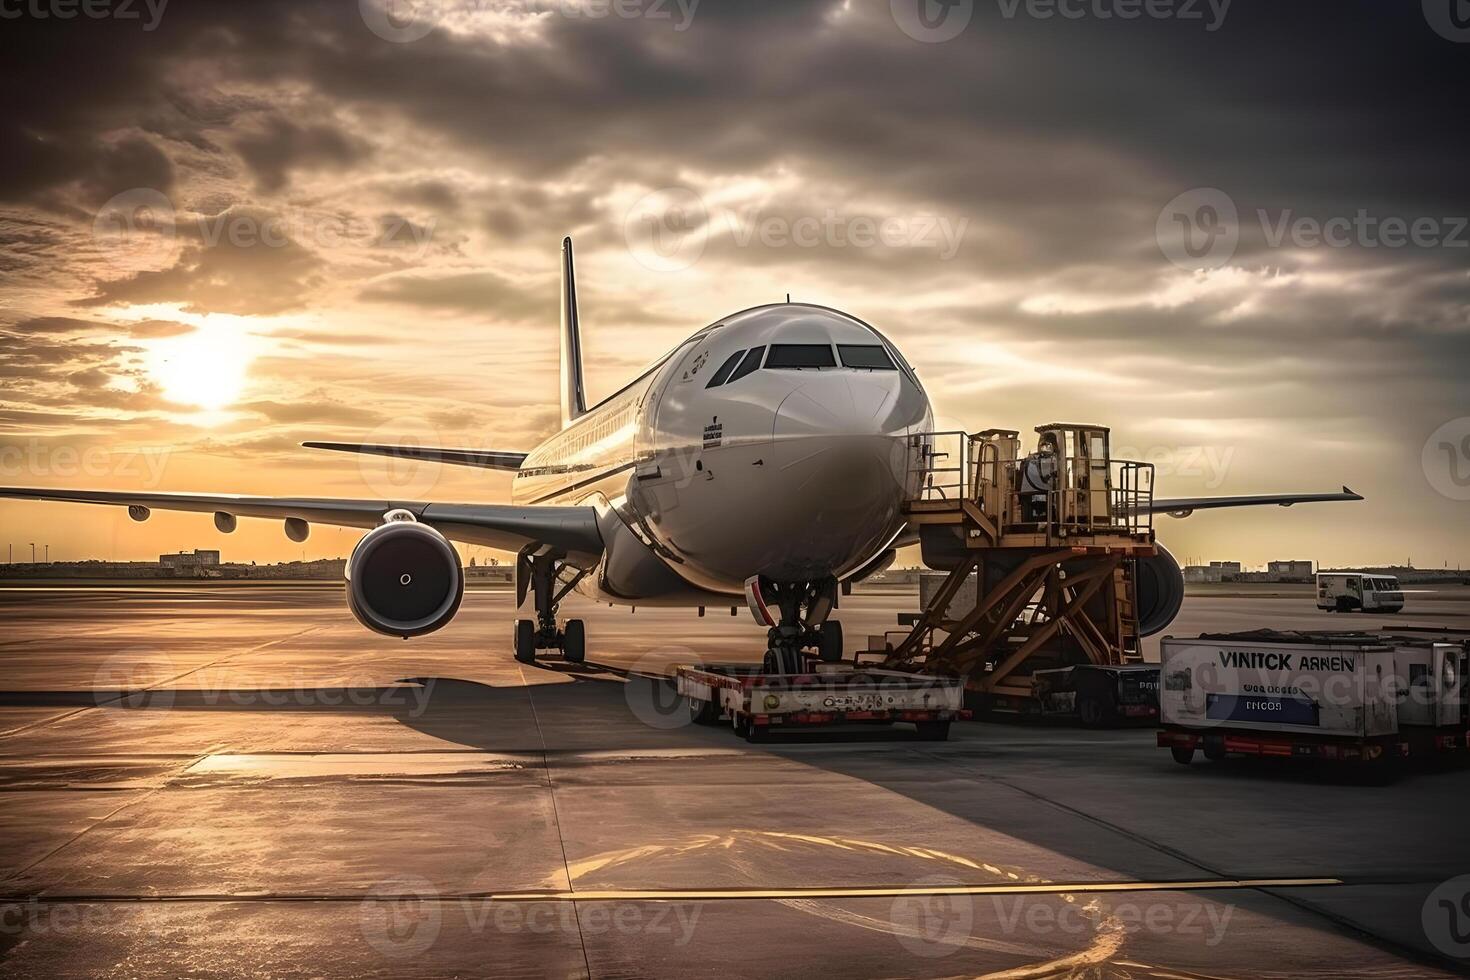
[915,720,951,742]
[1171,746,1196,765]
[562,619,585,663]
[762,649,781,673]
[514,619,536,664]
[817,621,844,663]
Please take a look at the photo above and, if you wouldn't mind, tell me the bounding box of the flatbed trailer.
[676,664,968,741]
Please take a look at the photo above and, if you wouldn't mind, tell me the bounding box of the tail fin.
[560,236,587,427]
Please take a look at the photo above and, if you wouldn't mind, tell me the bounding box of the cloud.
[77,206,324,315]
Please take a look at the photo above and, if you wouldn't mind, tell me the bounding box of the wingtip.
[1344,486,1363,500]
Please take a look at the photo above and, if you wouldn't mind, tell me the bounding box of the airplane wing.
[301,442,527,471]
[1131,486,1363,519]
[0,487,603,557]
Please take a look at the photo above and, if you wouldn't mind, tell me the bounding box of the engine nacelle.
[1135,543,1185,637]
[346,519,464,638]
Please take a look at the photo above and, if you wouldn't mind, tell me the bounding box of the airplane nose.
[772,374,904,440]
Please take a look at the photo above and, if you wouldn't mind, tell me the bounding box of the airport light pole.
[29,543,35,564]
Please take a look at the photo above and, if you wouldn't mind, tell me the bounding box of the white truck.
[1316,571,1404,613]
[1157,629,1468,775]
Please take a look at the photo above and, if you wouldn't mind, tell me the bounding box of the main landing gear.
[755,577,844,675]
[514,552,587,665]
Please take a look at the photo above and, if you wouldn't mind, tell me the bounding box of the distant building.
[159,550,221,568]
[1210,561,1242,574]
[1184,565,1223,584]
[1267,559,1314,581]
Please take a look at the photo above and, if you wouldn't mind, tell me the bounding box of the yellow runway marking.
[491,876,1342,902]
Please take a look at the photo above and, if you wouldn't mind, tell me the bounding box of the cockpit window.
[838,344,897,370]
[766,344,837,369]
[727,346,765,383]
[705,350,745,388]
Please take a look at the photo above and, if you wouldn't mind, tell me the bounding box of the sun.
[145,326,251,411]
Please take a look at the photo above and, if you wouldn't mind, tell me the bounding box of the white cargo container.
[1159,630,1470,773]
[1160,633,1397,739]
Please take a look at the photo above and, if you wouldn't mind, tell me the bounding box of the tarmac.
[1,581,1468,978]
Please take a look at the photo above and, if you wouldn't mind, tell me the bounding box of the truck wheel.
[1203,742,1227,762]
[688,694,720,725]
[818,621,844,663]
[514,619,536,664]
[1078,695,1111,728]
[562,619,586,663]
[1335,596,1355,613]
[738,717,767,743]
[1170,746,1196,765]
[915,720,951,742]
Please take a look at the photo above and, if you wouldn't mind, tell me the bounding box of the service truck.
[1316,571,1404,613]
[1157,630,1468,776]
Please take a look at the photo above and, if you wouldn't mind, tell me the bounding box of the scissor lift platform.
[873,424,1158,714]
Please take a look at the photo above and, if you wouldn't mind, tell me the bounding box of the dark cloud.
[231,115,370,193]
[359,270,545,319]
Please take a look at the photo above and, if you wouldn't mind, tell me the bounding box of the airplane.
[0,238,1363,672]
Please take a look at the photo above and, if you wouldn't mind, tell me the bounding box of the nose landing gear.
[753,577,844,674]
[514,551,587,664]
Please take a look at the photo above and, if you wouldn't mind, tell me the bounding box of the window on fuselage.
[705,350,745,388]
[766,344,836,369]
[837,344,897,370]
[727,346,765,383]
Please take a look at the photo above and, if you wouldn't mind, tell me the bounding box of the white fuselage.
[510,304,934,605]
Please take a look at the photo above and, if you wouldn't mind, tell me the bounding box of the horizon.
[2,2,1468,569]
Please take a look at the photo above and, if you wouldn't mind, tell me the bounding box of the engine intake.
[347,520,464,638]
[1134,543,1185,637]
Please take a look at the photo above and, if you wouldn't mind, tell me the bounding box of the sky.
[1,0,1467,569]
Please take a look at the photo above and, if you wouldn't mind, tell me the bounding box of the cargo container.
[1156,630,1470,774]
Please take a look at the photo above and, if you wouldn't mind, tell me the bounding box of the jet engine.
[346,515,464,638]
[1134,543,1185,637]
